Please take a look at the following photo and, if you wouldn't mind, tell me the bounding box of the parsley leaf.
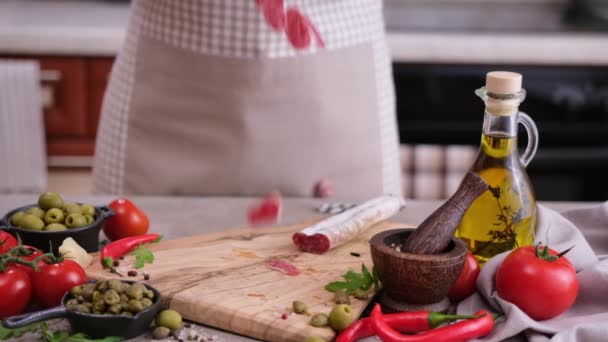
[324,263,380,294]
[0,323,40,340]
[131,245,155,269]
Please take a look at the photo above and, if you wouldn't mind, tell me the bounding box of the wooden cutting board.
[86,220,411,342]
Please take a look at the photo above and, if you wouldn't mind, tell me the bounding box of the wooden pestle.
[402,171,489,254]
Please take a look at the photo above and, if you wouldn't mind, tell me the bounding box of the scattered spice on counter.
[281,313,289,320]
[350,252,361,257]
[127,270,138,277]
[113,260,120,267]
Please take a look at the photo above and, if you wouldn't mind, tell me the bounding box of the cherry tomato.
[11,245,44,278]
[0,266,32,318]
[0,230,18,254]
[32,259,87,308]
[448,252,480,302]
[104,198,150,241]
[496,245,579,320]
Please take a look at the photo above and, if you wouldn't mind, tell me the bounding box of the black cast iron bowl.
[0,204,115,255]
[2,281,161,339]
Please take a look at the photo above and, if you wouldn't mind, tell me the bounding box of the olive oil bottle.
[455,71,538,264]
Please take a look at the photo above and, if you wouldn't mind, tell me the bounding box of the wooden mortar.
[370,228,468,313]
[401,171,488,255]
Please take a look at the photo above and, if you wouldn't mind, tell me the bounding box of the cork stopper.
[486,71,522,95]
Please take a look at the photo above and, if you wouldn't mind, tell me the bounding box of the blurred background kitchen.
[0,0,607,200]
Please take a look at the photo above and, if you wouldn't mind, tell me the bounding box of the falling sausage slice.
[293,195,405,254]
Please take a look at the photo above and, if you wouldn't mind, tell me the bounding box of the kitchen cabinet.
[1,55,114,157]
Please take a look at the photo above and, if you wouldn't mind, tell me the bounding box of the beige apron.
[93,0,401,198]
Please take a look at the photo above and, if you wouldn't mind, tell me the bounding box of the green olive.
[66,299,79,311]
[125,285,143,300]
[38,192,64,210]
[44,208,65,225]
[81,284,95,301]
[45,223,67,231]
[104,289,121,305]
[141,298,153,308]
[304,337,327,342]
[107,279,124,293]
[83,302,93,310]
[25,207,45,219]
[10,211,26,227]
[76,304,91,314]
[20,214,45,230]
[292,301,308,314]
[92,290,102,303]
[107,304,122,314]
[92,300,106,313]
[127,300,144,313]
[328,304,354,332]
[83,215,95,225]
[144,290,155,300]
[334,289,351,304]
[70,285,84,297]
[309,313,329,327]
[155,309,183,330]
[121,311,133,318]
[120,293,129,303]
[63,202,82,215]
[65,213,87,228]
[81,204,95,217]
[152,326,171,340]
[96,280,109,292]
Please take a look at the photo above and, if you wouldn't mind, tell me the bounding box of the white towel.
[0,60,47,193]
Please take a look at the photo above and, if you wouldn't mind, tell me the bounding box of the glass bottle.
[455,71,539,264]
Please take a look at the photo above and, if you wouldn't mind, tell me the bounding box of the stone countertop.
[0,195,604,341]
[2,0,608,65]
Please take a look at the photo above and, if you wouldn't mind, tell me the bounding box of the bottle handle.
[518,112,539,167]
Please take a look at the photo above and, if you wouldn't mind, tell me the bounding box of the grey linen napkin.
[456,203,608,342]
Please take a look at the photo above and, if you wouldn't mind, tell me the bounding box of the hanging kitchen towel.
[93,0,401,198]
[0,60,47,193]
[456,203,607,342]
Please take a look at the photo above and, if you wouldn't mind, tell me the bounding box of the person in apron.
[93,0,402,199]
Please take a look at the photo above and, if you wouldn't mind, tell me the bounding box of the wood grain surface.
[86,220,412,342]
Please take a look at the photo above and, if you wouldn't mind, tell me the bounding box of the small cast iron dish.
[370,228,468,313]
[0,204,114,255]
[2,281,161,339]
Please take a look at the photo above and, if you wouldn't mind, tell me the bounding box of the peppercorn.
[128,270,138,277]
[144,273,150,280]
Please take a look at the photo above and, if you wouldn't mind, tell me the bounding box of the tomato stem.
[534,242,574,262]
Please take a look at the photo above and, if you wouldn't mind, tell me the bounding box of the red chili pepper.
[370,304,494,342]
[100,234,160,276]
[337,310,483,342]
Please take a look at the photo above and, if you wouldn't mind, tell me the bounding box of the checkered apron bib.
[93,0,401,197]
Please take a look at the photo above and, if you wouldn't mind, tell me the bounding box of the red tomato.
[0,231,18,254]
[11,246,44,278]
[0,266,32,318]
[104,198,150,241]
[31,259,87,308]
[496,245,579,320]
[448,252,480,302]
